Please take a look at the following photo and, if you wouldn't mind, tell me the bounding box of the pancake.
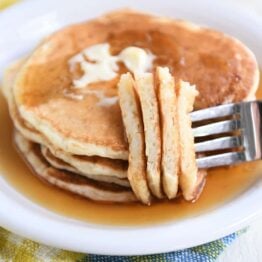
[176,80,206,201]
[41,146,130,187]
[135,72,162,198]
[46,144,127,178]
[14,131,135,203]
[13,10,259,161]
[2,59,45,144]
[2,61,128,179]
[156,67,180,199]
[118,73,151,204]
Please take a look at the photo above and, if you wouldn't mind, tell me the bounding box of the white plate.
[0,0,262,256]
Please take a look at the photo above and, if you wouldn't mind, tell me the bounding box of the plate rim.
[0,0,262,255]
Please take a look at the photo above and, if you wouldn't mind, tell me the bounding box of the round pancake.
[14,131,135,203]
[13,10,259,159]
[2,61,128,179]
[41,146,130,187]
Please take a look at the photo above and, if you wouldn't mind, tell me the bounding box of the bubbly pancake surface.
[13,10,259,159]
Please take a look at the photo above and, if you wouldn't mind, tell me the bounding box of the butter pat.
[119,46,155,74]
[68,43,155,88]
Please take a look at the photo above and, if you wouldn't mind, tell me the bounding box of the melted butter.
[69,43,155,89]
[0,74,261,226]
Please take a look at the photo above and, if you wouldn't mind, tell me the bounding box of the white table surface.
[218,1,262,261]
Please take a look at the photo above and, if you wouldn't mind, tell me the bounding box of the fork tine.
[195,136,243,153]
[193,119,242,137]
[191,103,240,122]
[196,151,246,169]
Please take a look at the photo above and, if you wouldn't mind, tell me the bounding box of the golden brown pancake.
[118,73,151,204]
[14,131,136,203]
[41,146,130,187]
[156,67,180,199]
[46,145,127,178]
[13,10,259,161]
[176,80,206,201]
[2,61,129,179]
[2,59,49,144]
[135,72,162,198]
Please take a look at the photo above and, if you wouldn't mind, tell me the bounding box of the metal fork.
[191,100,262,169]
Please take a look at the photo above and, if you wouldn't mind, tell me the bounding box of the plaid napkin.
[0,1,246,261]
[0,227,245,262]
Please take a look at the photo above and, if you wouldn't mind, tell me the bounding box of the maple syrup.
[0,76,261,226]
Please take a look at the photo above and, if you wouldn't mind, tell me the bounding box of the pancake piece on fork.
[135,72,162,198]
[118,73,151,204]
[176,80,206,201]
[156,67,180,199]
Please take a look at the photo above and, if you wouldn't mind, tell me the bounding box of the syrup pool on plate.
[0,75,261,226]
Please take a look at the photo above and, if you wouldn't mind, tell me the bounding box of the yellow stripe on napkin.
[13,239,40,261]
[0,0,19,10]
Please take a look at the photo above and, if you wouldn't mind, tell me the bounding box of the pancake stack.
[2,10,259,204]
[3,60,135,202]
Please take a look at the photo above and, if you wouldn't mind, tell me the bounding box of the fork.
[191,100,262,169]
